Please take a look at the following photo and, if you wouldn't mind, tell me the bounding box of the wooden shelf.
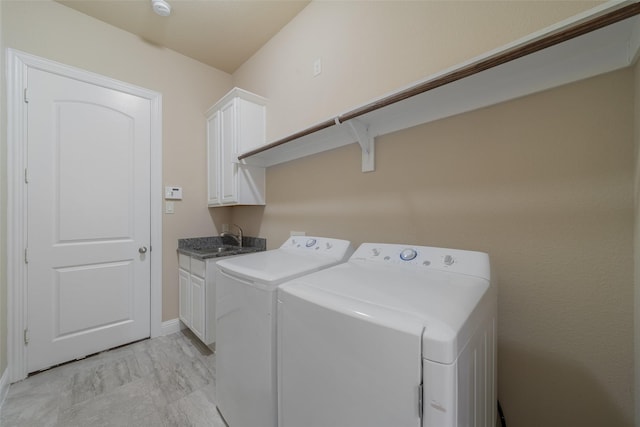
[239,0,640,172]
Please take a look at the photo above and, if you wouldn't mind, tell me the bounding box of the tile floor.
[0,330,225,427]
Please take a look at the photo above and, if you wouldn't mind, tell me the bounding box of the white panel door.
[26,67,151,373]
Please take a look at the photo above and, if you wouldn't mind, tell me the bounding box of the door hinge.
[24,248,28,264]
[418,383,423,420]
[24,328,30,345]
[24,88,29,103]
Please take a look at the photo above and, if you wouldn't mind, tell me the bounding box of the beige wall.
[231,1,634,426]
[233,0,602,143]
[0,0,233,348]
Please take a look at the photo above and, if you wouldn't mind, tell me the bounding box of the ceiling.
[56,0,311,74]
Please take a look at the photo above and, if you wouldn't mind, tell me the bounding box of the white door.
[26,67,151,373]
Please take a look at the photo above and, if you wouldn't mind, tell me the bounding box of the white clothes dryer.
[215,236,354,427]
[277,243,497,427]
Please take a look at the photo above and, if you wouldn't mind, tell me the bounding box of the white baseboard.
[161,318,186,336]
[0,366,10,416]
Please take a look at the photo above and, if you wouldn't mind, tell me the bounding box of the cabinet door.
[220,99,238,204]
[204,259,217,345]
[236,98,266,154]
[207,111,221,206]
[190,274,206,341]
[178,268,191,327]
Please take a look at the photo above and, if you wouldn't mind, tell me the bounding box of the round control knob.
[399,248,417,261]
[443,255,455,266]
[305,238,317,248]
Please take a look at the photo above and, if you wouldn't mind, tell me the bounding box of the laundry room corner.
[0,0,637,425]
[231,2,637,425]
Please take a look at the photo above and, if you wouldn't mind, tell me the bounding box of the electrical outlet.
[313,58,322,77]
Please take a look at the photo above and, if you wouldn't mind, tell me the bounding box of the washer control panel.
[283,236,354,259]
[351,243,490,280]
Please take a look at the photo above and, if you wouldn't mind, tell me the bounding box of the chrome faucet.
[221,224,243,247]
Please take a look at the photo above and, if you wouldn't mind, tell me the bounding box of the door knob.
[139,246,148,254]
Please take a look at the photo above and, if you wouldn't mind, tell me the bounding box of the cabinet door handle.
[139,246,148,254]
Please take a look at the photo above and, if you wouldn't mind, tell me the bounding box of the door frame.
[6,49,163,382]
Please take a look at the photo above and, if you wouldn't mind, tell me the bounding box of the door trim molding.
[6,49,163,382]
[0,364,9,409]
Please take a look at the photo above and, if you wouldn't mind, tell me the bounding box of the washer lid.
[279,260,494,364]
[216,236,353,286]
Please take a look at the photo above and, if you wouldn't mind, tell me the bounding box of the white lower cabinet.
[178,253,216,345]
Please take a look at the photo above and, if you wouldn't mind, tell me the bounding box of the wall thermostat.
[165,186,183,200]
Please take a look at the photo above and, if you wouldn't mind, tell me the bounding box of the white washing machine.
[215,236,354,427]
[277,243,497,427]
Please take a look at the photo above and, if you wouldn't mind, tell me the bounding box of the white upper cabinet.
[207,88,267,206]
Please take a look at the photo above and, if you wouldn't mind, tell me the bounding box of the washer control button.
[305,238,317,248]
[400,248,418,261]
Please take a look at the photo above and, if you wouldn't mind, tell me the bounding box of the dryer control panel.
[351,243,490,281]
[281,236,354,260]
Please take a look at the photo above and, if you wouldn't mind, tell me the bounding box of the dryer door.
[277,288,423,427]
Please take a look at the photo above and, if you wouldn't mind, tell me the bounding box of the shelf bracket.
[346,119,375,172]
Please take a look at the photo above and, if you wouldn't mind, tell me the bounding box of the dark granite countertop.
[177,235,266,260]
